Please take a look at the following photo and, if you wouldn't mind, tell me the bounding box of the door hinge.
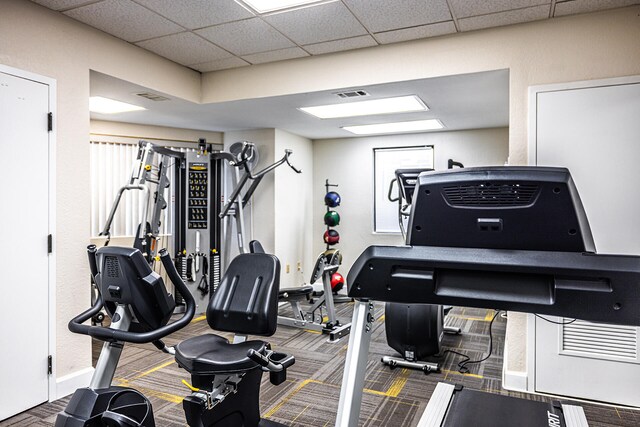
[47,112,53,132]
[48,234,53,254]
[48,355,52,375]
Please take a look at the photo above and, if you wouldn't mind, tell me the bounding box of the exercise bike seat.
[175,334,267,374]
[278,285,313,300]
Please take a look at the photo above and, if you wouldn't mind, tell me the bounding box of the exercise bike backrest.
[207,251,280,336]
[68,245,196,343]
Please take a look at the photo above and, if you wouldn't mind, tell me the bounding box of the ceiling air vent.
[335,90,369,99]
[134,92,170,102]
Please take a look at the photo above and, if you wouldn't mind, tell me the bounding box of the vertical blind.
[90,141,189,238]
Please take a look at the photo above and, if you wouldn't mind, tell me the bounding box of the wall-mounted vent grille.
[134,92,170,102]
[335,90,369,98]
[562,320,638,361]
[105,256,120,279]
[442,183,539,207]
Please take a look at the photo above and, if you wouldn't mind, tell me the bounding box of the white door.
[0,70,51,419]
[531,79,640,406]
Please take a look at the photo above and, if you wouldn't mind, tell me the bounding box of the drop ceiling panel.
[343,0,451,33]
[189,57,251,72]
[374,21,456,44]
[196,18,295,56]
[304,35,377,55]
[90,69,509,139]
[263,1,368,45]
[458,5,551,32]
[32,0,99,10]
[242,47,309,64]
[134,0,255,30]
[554,0,639,16]
[449,0,551,19]
[137,32,232,65]
[63,0,183,42]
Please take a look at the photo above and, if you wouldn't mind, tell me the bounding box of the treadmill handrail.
[346,245,640,326]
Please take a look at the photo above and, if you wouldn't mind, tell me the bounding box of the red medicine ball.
[330,272,345,293]
[323,229,340,245]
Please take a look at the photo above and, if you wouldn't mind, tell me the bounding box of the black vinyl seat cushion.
[278,285,314,300]
[174,334,267,374]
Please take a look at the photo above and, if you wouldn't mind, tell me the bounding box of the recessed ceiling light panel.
[238,0,332,13]
[299,95,428,119]
[89,96,146,114]
[342,119,444,135]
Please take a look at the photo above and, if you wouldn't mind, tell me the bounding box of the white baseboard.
[502,369,528,392]
[53,367,95,400]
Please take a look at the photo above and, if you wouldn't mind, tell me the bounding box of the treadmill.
[335,166,640,427]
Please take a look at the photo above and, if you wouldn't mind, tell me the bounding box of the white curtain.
[90,141,189,237]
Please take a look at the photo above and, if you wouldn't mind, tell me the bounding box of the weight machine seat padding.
[207,253,280,336]
[175,334,267,374]
[278,285,314,300]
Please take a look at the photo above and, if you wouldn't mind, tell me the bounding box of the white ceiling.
[33,0,638,71]
[90,69,509,139]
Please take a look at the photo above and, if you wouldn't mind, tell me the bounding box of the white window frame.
[372,145,434,234]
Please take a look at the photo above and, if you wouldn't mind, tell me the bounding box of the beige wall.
[4,0,640,396]
[0,0,200,384]
[222,129,314,289]
[203,6,640,167]
[274,129,313,289]
[312,128,509,275]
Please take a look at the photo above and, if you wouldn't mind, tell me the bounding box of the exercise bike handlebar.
[68,248,196,344]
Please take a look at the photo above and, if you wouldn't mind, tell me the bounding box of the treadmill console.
[408,167,595,252]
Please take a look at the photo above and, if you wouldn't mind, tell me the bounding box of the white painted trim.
[527,75,640,395]
[502,332,529,392]
[525,313,537,392]
[55,368,95,400]
[0,64,57,403]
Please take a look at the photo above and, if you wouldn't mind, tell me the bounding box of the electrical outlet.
[297,262,301,271]
[286,264,290,274]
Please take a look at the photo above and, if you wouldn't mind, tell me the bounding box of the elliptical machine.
[383,169,461,373]
[57,245,294,427]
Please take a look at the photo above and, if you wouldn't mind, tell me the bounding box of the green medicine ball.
[324,210,340,226]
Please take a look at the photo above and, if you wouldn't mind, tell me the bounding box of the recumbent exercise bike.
[56,245,294,427]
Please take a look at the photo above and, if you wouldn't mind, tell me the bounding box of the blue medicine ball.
[324,191,341,207]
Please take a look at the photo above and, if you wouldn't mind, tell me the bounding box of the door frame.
[525,74,640,394]
[0,63,57,402]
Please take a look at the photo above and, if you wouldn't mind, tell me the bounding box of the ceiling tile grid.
[343,0,452,33]
[195,18,295,56]
[262,1,368,45]
[554,0,640,16]
[62,0,184,42]
[189,56,251,72]
[242,47,310,64]
[303,35,377,55]
[373,21,457,44]
[136,32,233,65]
[448,0,551,19]
[31,0,640,71]
[458,5,552,32]
[133,0,254,30]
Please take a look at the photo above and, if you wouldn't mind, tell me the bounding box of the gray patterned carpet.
[2,303,638,426]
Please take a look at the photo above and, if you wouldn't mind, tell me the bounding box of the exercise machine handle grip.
[67,249,196,344]
[247,349,271,368]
